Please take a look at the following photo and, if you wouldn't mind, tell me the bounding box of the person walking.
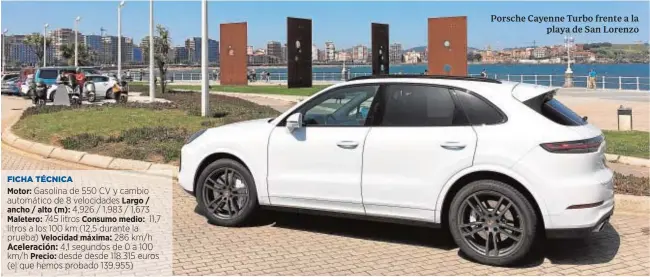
[588,68,597,89]
[480,69,488,78]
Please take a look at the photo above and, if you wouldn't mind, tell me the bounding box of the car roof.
[340,77,515,95]
[339,76,554,102]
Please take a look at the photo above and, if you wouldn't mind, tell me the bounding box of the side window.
[453,89,506,125]
[379,84,467,127]
[300,85,379,127]
[100,77,109,82]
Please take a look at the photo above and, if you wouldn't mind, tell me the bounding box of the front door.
[267,84,380,214]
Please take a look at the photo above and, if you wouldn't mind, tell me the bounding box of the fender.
[433,164,550,226]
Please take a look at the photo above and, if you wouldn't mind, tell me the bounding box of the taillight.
[540,135,603,154]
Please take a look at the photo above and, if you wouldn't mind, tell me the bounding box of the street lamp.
[43,24,49,67]
[2,29,8,74]
[75,16,81,67]
[564,36,574,74]
[118,1,125,79]
[563,36,575,87]
[149,0,155,101]
[200,0,209,116]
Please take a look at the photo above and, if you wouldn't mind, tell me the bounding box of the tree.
[59,44,92,66]
[473,53,482,62]
[142,25,171,94]
[23,33,52,65]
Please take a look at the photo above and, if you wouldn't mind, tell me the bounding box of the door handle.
[440,142,466,150]
[336,141,359,149]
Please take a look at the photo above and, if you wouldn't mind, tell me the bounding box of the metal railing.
[127,71,649,91]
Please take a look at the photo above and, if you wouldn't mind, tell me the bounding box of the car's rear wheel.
[196,159,258,227]
[449,180,537,266]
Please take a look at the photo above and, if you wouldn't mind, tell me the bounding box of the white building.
[325,41,335,61]
[312,44,318,61]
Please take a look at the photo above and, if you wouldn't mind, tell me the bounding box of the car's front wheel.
[196,159,258,227]
[448,180,537,266]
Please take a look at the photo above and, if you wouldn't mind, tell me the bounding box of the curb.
[615,194,650,214]
[605,153,650,168]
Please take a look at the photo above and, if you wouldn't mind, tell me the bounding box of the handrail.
[123,71,650,91]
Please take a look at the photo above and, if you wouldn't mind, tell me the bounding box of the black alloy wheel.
[449,180,537,266]
[196,159,258,227]
[202,168,250,220]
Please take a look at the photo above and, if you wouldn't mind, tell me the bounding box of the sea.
[165,63,649,90]
[174,63,649,78]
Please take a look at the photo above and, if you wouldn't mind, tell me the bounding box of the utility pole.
[75,16,81,67]
[43,24,49,67]
[149,0,155,101]
[2,29,8,74]
[201,0,209,116]
[118,1,125,79]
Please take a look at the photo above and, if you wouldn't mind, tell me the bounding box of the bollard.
[617,105,633,131]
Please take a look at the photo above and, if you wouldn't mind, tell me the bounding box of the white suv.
[179,75,614,266]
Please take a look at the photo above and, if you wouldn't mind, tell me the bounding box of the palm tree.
[143,24,171,93]
[60,44,91,66]
[23,33,52,65]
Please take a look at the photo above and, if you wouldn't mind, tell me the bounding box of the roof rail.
[348,74,502,84]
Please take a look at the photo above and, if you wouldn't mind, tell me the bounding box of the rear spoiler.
[511,82,558,102]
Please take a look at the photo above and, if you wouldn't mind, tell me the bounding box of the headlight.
[185,129,207,144]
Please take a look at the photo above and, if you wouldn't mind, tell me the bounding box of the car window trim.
[276,83,382,128]
[371,82,506,128]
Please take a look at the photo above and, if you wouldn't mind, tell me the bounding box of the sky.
[1,1,648,50]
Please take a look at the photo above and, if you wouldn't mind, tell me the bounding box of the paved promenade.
[2,94,649,275]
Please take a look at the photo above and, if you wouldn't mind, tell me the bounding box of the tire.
[196,159,258,227]
[106,88,113,99]
[88,92,96,102]
[448,180,537,266]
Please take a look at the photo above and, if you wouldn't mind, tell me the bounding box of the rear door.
[361,83,477,222]
[93,76,110,96]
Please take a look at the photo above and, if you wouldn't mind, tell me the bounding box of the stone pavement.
[2,95,650,275]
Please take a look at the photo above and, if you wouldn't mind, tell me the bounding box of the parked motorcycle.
[69,85,82,106]
[32,81,48,107]
[112,79,129,103]
[84,81,97,102]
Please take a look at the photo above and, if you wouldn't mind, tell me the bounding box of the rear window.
[524,92,586,126]
[38,69,58,79]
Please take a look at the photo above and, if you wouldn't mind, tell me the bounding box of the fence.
[127,71,650,91]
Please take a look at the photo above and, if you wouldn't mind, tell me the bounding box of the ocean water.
[162,63,649,90]
[260,63,650,78]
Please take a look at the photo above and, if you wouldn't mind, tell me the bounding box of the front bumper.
[178,144,201,195]
[546,206,614,239]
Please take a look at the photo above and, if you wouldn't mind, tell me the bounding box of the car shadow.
[194,206,621,268]
[256,209,457,250]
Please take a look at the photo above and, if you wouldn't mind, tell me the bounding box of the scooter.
[112,80,129,103]
[32,81,48,107]
[84,81,97,102]
[69,85,82,106]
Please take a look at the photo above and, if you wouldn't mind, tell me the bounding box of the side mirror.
[286,113,303,132]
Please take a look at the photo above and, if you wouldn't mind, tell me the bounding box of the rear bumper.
[546,206,614,239]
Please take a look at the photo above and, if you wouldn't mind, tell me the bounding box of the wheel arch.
[192,151,250,194]
[435,166,549,231]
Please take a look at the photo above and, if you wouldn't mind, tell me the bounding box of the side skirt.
[261,205,442,229]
